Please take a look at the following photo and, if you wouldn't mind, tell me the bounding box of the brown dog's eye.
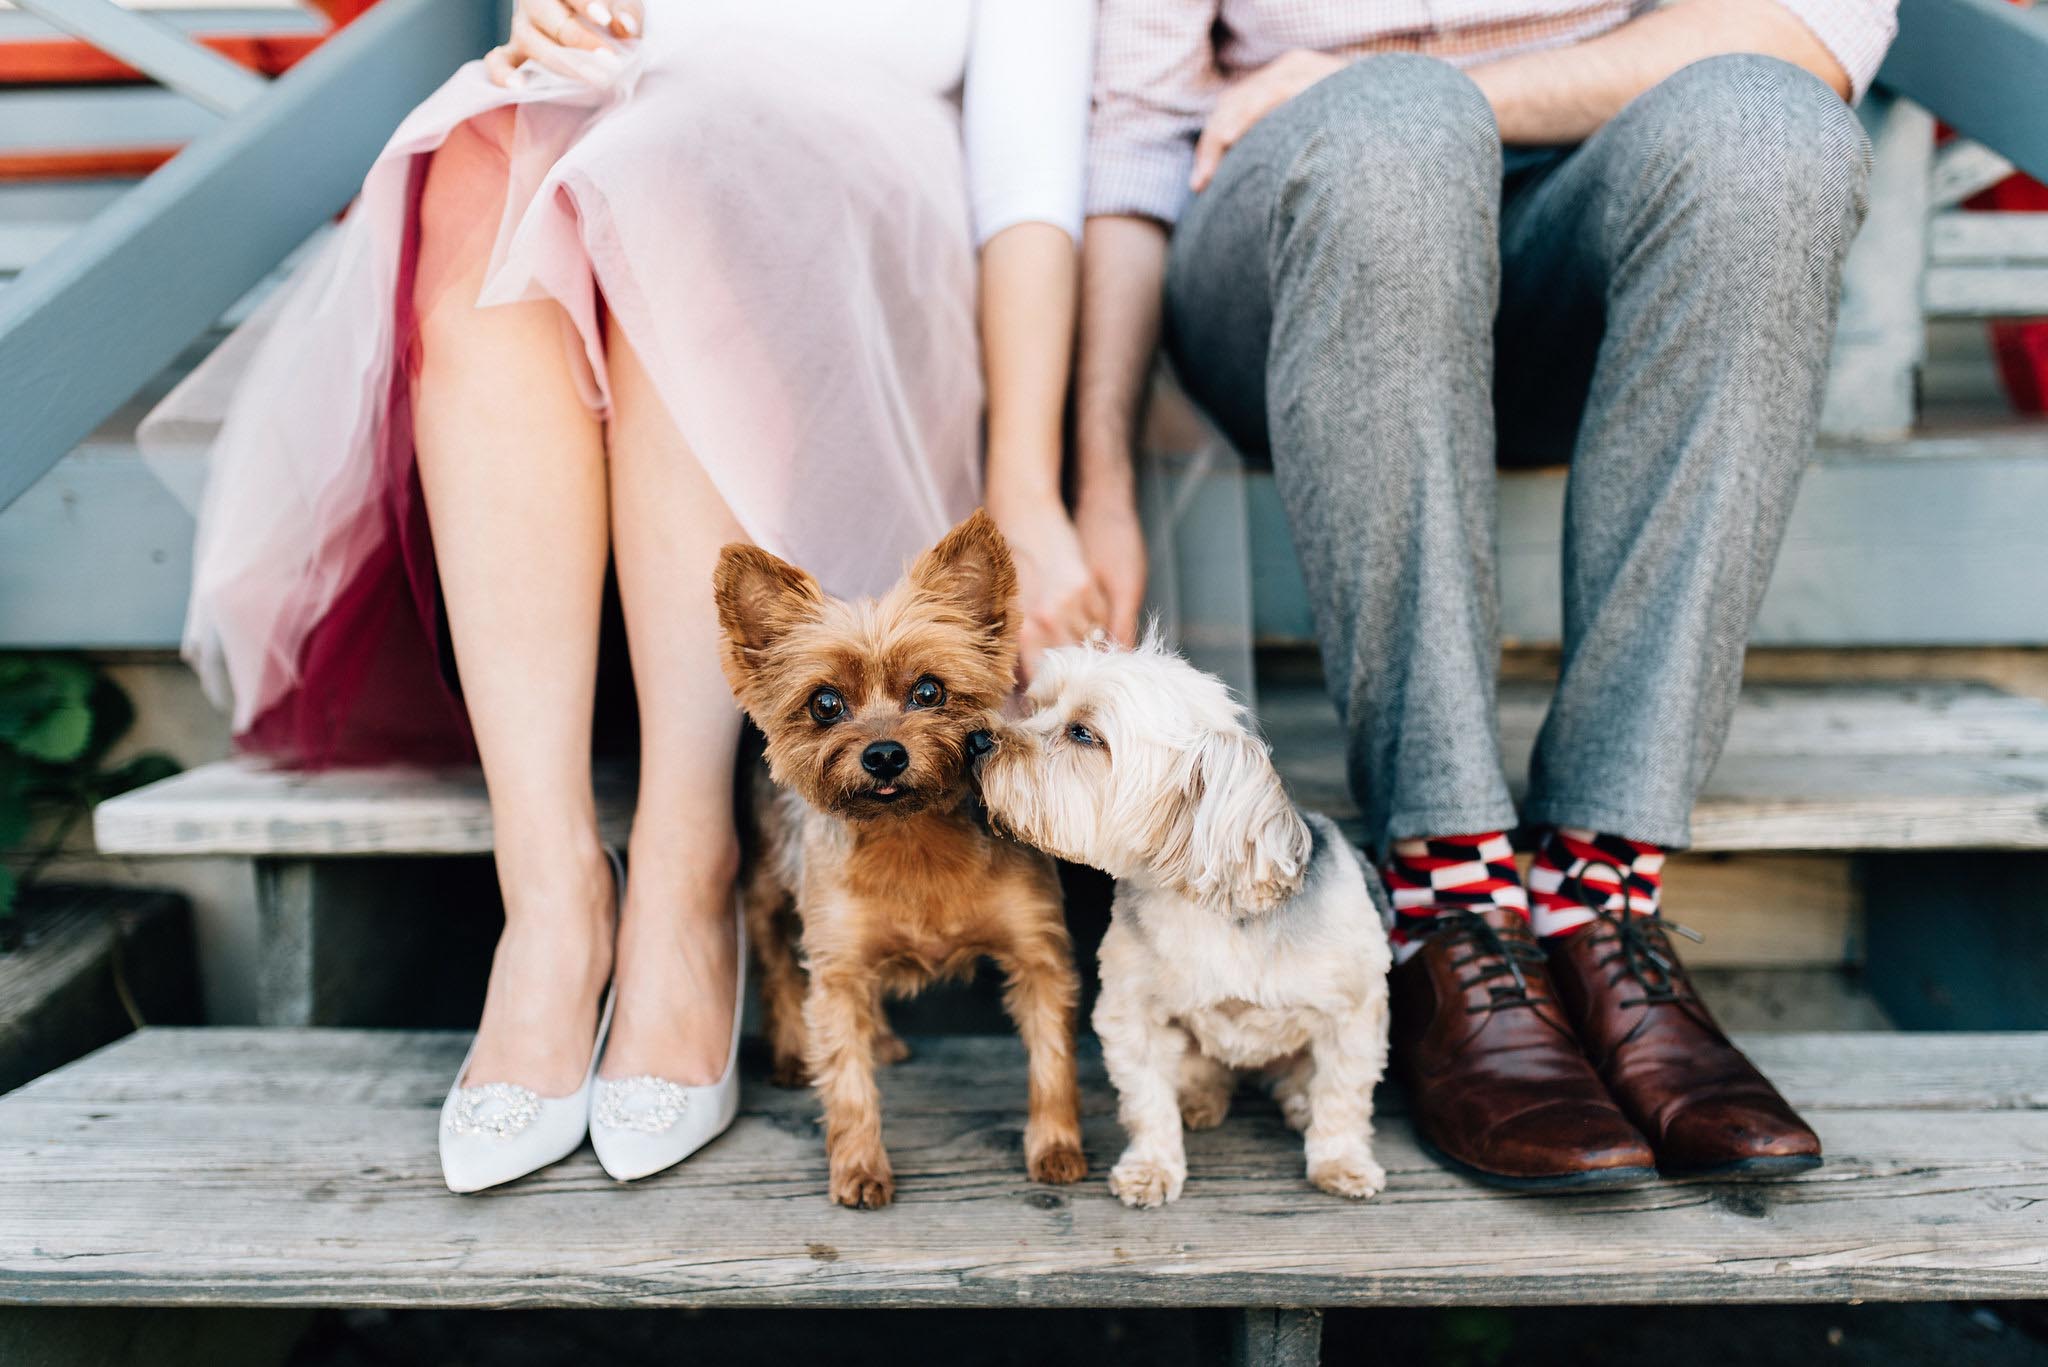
[1067,722,1100,747]
[809,688,845,724]
[908,676,945,709]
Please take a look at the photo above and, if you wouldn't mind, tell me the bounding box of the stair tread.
[1,1028,2042,1309]
[94,681,2048,856]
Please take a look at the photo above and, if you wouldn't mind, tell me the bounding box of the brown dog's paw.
[768,1055,811,1088]
[829,1154,895,1210]
[1028,1140,1088,1185]
[873,1032,912,1067]
[1179,1090,1231,1131]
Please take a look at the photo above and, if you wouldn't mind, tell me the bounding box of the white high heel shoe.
[438,850,623,1195]
[590,901,747,1183]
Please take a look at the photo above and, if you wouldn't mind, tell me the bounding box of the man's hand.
[1075,216,1169,648]
[1075,488,1148,648]
[1190,49,1349,193]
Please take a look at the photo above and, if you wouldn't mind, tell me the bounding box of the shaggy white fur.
[977,635,1392,1206]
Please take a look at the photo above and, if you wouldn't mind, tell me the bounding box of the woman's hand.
[1190,49,1349,192]
[1074,485,1148,649]
[486,0,642,88]
[990,486,1110,680]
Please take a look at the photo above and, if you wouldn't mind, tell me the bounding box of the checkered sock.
[1380,832,1528,964]
[1528,828,1667,938]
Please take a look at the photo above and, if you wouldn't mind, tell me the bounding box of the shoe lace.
[1433,907,1550,1015]
[1559,859,1704,1009]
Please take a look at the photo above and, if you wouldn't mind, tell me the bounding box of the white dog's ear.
[1157,727,1313,913]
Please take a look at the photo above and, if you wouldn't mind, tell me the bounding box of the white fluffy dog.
[975,636,1391,1206]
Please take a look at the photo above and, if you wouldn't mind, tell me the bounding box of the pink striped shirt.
[1089,0,1899,223]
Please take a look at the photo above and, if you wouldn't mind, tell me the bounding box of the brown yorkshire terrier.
[713,509,1086,1210]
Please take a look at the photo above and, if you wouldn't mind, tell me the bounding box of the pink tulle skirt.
[141,28,982,765]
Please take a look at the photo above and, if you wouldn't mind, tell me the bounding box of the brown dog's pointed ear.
[906,508,1017,639]
[713,542,825,687]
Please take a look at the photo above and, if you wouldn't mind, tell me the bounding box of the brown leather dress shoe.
[1391,906,1658,1190]
[1545,901,1822,1179]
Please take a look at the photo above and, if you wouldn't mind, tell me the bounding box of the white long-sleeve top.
[668,0,1094,244]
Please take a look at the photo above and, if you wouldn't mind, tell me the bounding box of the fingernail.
[588,2,612,25]
[617,10,638,35]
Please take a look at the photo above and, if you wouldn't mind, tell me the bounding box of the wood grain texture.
[1262,681,2048,852]
[1923,265,2048,318]
[1,1031,2044,1310]
[1818,94,1931,441]
[93,684,2048,857]
[1609,856,1857,968]
[94,761,636,856]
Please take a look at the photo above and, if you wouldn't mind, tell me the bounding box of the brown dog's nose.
[861,740,909,780]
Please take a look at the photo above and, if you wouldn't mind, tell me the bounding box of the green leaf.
[80,674,137,768]
[0,658,85,743]
[0,773,29,850]
[15,697,93,764]
[0,864,16,921]
[92,752,182,800]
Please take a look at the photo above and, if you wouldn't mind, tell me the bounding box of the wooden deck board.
[1,1031,2045,1310]
[95,683,2048,856]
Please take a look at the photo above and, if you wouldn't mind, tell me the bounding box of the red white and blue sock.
[1381,831,1528,963]
[1528,827,1666,938]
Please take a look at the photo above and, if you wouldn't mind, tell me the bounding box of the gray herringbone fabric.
[1165,52,1871,855]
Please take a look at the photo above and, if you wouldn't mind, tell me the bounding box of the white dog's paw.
[1109,1157,1186,1209]
[1276,1088,1314,1133]
[1308,1153,1386,1200]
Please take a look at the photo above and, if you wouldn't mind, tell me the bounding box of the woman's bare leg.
[599,317,743,1084]
[413,117,614,1095]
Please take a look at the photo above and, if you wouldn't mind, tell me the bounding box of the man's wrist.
[1076,434,1134,481]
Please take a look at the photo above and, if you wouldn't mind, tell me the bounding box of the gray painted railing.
[0,0,2041,520]
[1878,0,2048,189]
[0,0,495,512]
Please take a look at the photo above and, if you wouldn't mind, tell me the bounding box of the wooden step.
[1,1029,2043,1309]
[93,681,2048,857]
[8,416,2048,652]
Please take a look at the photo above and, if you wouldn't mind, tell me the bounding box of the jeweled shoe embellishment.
[594,1076,691,1133]
[444,1082,542,1139]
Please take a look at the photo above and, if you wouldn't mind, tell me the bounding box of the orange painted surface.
[0,32,325,84]
[0,148,179,180]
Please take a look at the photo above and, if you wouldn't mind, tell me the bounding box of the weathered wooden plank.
[1923,265,2048,318]
[0,223,74,273]
[1231,1308,1322,1367]
[1248,439,2048,650]
[93,684,2048,857]
[15,425,2048,653]
[0,0,496,512]
[1930,139,2017,211]
[1930,212,2048,265]
[95,761,636,855]
[1818,95,1931,441]
[0,1031,2043,1309]
[1655,856,1857,968]
[0,87,218,153]
[12,0,268,114]
[17,1031,2044,1113]
[1263,681,2048,853]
